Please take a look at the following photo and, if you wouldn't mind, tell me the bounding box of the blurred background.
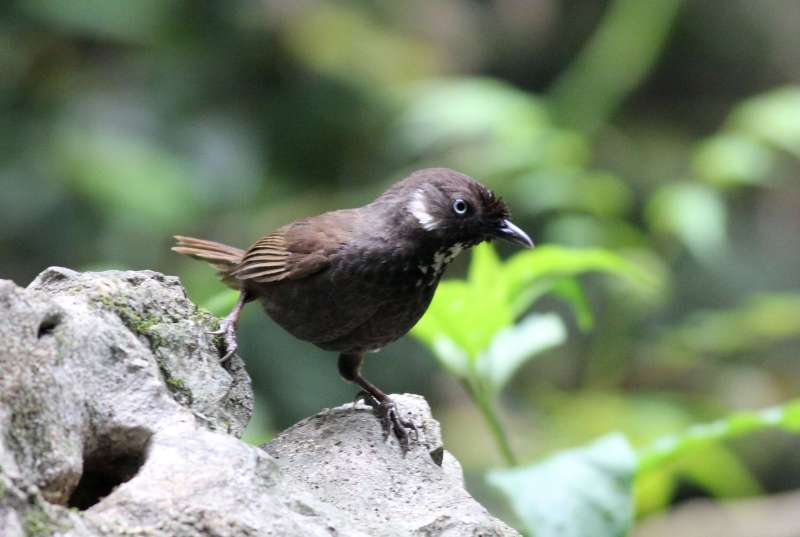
[2,0,800,534]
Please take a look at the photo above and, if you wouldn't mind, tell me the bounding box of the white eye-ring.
[452,198,469,215]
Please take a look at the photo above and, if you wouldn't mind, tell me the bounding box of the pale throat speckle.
[416,243,465,286]
[408,189,438,231]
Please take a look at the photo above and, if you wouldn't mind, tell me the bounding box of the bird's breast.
[251,240,467,353]
[339,240,466,290]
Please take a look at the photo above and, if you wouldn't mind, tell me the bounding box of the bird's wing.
[231,210,356,283]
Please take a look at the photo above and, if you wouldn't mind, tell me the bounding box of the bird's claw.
[355,391,419,453]
[210,319,238,363]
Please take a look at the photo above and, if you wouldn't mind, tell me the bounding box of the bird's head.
[388,168,533,249]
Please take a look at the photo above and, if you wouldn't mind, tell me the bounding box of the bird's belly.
[249,271,436,354]
[321,291,435,352]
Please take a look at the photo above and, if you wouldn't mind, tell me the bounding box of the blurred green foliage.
[490,434,636,537]
[2,0,800,534]
[492,400,800,537]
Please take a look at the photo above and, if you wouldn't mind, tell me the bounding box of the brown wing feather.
[230,230,330,283]
[231,232,292,282]
[232,210,359,284]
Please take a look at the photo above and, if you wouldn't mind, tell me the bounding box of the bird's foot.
[355,391,419,453]
[209,318,238,363]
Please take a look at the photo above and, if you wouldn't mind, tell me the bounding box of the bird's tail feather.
[172,235,245,289]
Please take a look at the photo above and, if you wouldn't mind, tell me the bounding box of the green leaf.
[489,434,637,537]
[396,78,577,174]
[411,281,471,347]
[468,239,504,294]
[413,279,512,359]
[729,86,800,157]
[476,313,567,393]
[678,443,761,498]
[637,399,800,474]
[491,399,800,536]
[633,467,675,517]
[412,244,653,376]
[512,168,633,218]
[550,277,594,331]
[504,245,656,314]
[399,78,550,150]
[645,182,728,262]
[692,133,774,187]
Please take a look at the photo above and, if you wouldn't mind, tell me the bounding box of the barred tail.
[172,235,246,289]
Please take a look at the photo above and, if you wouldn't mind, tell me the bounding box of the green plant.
[411,243,653,465]
[488,399,800,537]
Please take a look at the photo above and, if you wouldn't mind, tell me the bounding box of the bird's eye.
[452,199,469,216]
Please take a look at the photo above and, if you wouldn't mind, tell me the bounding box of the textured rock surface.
[0,268,519,537]
[264,396,515,536]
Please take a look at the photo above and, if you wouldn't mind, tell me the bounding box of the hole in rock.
[67,427,150,510]
[37,313,61,338]
[429,446,444,466]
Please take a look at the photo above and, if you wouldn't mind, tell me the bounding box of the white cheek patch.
[408,189,438,231]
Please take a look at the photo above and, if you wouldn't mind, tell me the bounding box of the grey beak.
[495,219,534,248]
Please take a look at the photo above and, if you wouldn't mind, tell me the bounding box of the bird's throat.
[416,242,466,286]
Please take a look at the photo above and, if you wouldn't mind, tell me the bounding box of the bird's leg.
[210,290,251,362]
[338,353,418,452]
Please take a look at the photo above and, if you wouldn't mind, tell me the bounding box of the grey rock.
[28,267,253,438]
[0,268,520,537]
[264,395,516,536]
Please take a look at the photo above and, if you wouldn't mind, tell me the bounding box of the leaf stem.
[470,382,518,466]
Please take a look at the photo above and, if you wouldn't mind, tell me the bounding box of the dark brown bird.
[173,168,532,449]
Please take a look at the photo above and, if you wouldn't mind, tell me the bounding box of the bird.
[173,168,533,450]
